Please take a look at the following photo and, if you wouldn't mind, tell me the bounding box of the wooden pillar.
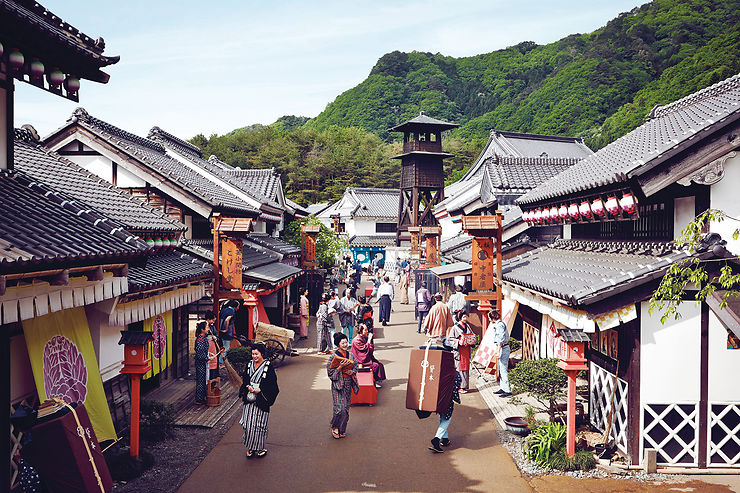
[129,374,142,458]
[698,302,709,468]
[566,370,578,457]
[212,215,221,315]
[301,224,320,269]
[2,328,9,491]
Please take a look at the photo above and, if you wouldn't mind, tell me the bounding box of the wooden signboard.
[221,238,243,290]
[426,236,439,266]
[409,226,420,257]
[471,237,494,292]
[301,224,320,268]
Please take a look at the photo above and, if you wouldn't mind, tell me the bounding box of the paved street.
[178,298,532,493]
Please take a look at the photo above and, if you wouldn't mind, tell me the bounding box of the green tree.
[649,209,740,323]
[283,216,347,269]
[509,358,568,421]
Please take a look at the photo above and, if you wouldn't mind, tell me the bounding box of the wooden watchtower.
[389,112,459,246]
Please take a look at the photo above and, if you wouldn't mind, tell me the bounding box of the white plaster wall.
[117,164,146,187]
[708,311,740,402]
[85,303,125,382]
[68,154,114,183]
[184,215,193,239]
[674,196,695,238]
[439,215,462,239]
[710,152,740,255]
[10,334,35,402]
[640,301,701,402]
[253,220,267,234]
[562,224,572,240]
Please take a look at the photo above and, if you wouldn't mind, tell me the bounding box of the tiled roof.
[501,239,703,305]
[62,109,259,215]
[148,127,283,210]
[430,262,472,277]
[228,167,282,204]
[389,112,459,132]
[473,156,581,194]
[284,198,309,216]
[127,250,212,291]
[244,262,302,284]
[306,203,330,215]
[351,188,399,218]
[0,169,147,273]
[245,234,301,256]
[441,233,472,254]
[348,235,397,247]
[15,129,184,234]
[519,73,740,205]
[0,0,119,82]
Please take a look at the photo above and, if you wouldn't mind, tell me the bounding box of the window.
[376,223,397,233]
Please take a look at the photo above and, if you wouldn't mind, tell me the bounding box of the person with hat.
[423,292,454,338]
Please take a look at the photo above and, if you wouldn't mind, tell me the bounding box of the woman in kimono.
[446,311,474,393]
[299,288,310,340]
[194,323,209,403]
[239,343,279,458]
[399,265,410,304]
[350,324,386,387]
[327,332,358,439]
[315,293,333,354]
[355,296,374,334]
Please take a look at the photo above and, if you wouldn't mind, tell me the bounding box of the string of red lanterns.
[1,44,81,100]
[522,192,638,226]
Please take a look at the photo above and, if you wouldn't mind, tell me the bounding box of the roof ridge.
[493,129,584,144]
[71,108,165,153]
[148,126,203,157]
[652,73,740,118]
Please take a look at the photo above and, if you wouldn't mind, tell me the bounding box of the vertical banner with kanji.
[23,307,117,442]
[410,230,420,256]
[144,310,173,379]
[302,232,316,266]
[426,236,439,266]
[222,238,243,290]
[472,237,494,292]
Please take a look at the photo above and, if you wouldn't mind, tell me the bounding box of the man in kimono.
[423,293,454,339]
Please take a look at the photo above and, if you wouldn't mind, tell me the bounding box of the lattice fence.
[522,321,539,360]
[9,394,38,491]
[642,402,698,466]
[589,362,628,453]
[709,403,740,467]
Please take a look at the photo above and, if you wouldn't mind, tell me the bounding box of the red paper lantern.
[579,201,592,219]
[620,193,637,214]
[549,206,559,222]
[559,205,568,220]
[541,207,551,223]
[8,48,24,70]
[64,76,80,93]
[534,209,543,224]
[568,203,579,221]
[29,58,44,78]
[591,198,605,218]
[605,196,619,216]
[47,68,64,87]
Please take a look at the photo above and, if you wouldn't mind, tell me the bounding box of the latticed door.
[522,321,539,360]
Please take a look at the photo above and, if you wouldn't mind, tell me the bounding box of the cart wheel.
[263,339,285,367]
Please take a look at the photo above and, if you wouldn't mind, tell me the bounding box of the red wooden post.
[129,374,142,457]
[557,331,589,457]
[565,370,578,457]
[119,331,153,459]
[244,293,259,341]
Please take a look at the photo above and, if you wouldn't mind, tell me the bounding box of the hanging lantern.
[541,207,551,223]
[47,68,64,87]
[8,48,24,70]
[559,205,569,221]
[154,238,163,248]
[523,211,531,225]
[549,206,559,222]
[605,196,619,216]
[0,42,4,58]
[591,198,605,218]
[145,238,155,248]
[619,193,637,215]
[64,75,80,93]
[534,209,542,224]
[29,58,44,78]
[568,203,579,221]
[579,201,592,219]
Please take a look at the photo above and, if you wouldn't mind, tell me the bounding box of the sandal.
[255,449,267,458]
[246,450,254,458]
[331,429,341,439]
[340,433,346,438]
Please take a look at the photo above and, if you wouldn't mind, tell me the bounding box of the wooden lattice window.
[589,362,629,454]
[376,223,397,233]
[642,403,699,466]
[709,403,740,467]
[522,321,539,360]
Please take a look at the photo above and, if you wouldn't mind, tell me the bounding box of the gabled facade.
[505,73,740,469]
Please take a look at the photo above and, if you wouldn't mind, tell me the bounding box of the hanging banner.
[472,237,494,292]
[221,238,243,290]
[144,310,173,379]
[23,307,117,442]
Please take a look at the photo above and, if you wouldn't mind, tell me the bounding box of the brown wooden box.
[406,348,456,412]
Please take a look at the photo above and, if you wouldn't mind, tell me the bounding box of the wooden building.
[507,73,740,469]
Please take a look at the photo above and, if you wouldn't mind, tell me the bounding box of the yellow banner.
[22,307,117,442]
[144,310,173,379]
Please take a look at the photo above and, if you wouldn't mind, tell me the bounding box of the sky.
[15,0,646,140]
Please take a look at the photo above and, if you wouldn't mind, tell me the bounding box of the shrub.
[226,346,252,376]
[509,358,567,421]
[522,421,566,466]
[139,400,175,442]
[547,450,596,471]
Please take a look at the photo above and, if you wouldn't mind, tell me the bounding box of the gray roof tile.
[127,250,212,291]
[348,235,397,247]
[518,73,740,205]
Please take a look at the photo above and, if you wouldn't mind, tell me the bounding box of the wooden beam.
[698,302,709,468]
[87,266,104,282]
[50,269,69,286]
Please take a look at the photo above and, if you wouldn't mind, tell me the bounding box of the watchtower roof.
[388,112,459,133]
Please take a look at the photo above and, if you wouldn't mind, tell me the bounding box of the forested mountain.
[191,0,740,206]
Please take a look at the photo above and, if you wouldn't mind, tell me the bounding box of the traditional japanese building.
[508,73,740,469]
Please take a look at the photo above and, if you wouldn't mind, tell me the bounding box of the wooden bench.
[351,369,377,405]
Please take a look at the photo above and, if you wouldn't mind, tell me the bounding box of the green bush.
[139,400,175,443]
[509,358,567,421]
[522,421,566,466]
[226,346,252,376]
[547,450,596,471]
[509,337,521,352]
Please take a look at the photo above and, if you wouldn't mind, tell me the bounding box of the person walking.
[415,282,432,333]
[446,312,475,393]
[490,310,511,398]
[423,293,454,339]
[194,322,209,404]
[327,333,358,439]
[339,288,359,340]
[218,300,239,362]
[377,276,394,326]
[356,295,374,334]
[429,373,461,453]
[239,343,279,458]
[447,285,467,315]
[327,291,340,343]
[399,266,410,304]
[315,293,333,354]
[299,288,310,340]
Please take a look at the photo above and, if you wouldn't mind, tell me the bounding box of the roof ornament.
[70,107,89,122]
[20,124,40,142]
[94,37,106,51]
[647,104,662,120]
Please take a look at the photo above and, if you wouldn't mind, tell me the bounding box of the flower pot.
[503,416,530,436]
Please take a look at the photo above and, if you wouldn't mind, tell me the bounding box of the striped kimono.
[327,349,358,434]
[239,360,279,451]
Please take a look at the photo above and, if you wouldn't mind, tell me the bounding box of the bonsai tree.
[509,358,567,422]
